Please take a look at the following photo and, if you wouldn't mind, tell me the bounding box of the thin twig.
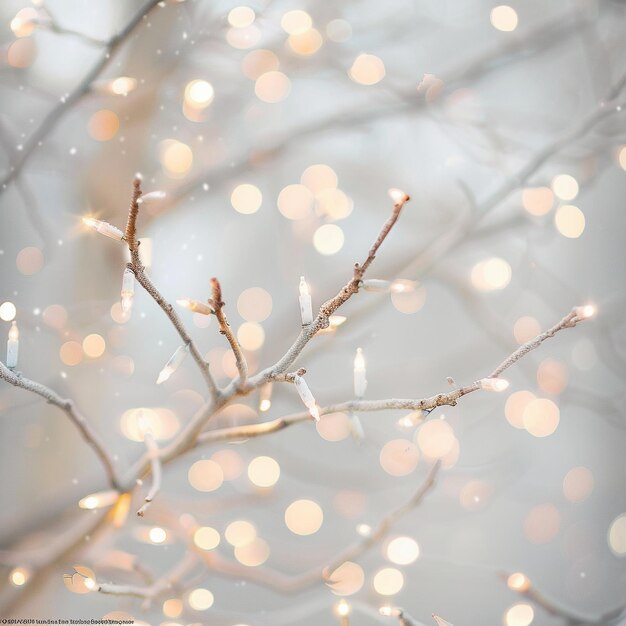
[0,362,121,490]
[210,277,248,388]
[124,177,220,400]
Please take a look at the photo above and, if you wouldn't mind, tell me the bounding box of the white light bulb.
[388,188,410,206]
[176,298,213,315]
[353,348,367,397]
[6,321,19,368]
[479,377,509,392]
[294,374,319,420]
[137,191,167,205]
[82,217,124,240]
[575,304,595,319]
[299,276,313,325]
[156,345,189,384]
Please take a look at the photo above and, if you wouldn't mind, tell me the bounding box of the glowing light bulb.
[379,606,402,617]
[6,321,19,368]
[10,567,29,586]
[176,298,213,315]
[388,188,410,206]
[120,268,135,314]
[575,304,595,319]
[137,190,167,205]
[299,276,313,325]
[397,410,427,428]
[94,76,137,96]
[362,279,392,292]
[507,572,531,592]
[479,377,510,392]
[82,217,124,240]
[337,599,351,617]
[78,490,119,510]
[156,344,189,384]
[349,412,365,442]
[294,374,319,420]
[353,348,367,398]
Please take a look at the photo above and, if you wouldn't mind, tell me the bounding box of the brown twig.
[210,277,248,388]
[124,177,220,400]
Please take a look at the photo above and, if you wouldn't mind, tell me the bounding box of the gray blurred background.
[0,0,625,624]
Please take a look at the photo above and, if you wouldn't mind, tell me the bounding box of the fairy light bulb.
[294,374,319,420]
[6,321,19,368]
[299,276,313,325]
[479,377,510,392]
[353,348,367,397]
[137,190,167,205]
[575,304,595,319]
[362,279,392,292]
[379,607,402,617]
[349,412,365,442]
[82,217,124,240]
[176,299,213,315]
[156,344,189,384]
[120,268,135,313]
[507,572,531,592]
[388,188,410,206]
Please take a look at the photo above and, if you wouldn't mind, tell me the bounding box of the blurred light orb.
[563,466,594,503]
[513,316,541,344]
[349,53,386,85]
[231,183,262,214]
[505,390,536,429]
[552,174,579,200]
[470,257,511,291]
[120,407,179,442]
[379,439,420,476]
[10,567,29,586]
[315,188,353,219]
[0,302,16,321]
[237,321,265,350]
[554,205,585,238]
[237,287,272,322]
[285,499,323,535]
[507,573,531,592]
[211,448,244,480]
[618,146,626,170]
[60,341,83,366]
[255,71,291,103]
[16,246,44,275]
[523,398,560,437]
[110,76,137,96]
[391,286,426,314]
[460,480,493,511]
[277,184,314,219]
[522,186,554,216]
[313,224,344,255]
[326,19,352,42]
[160,139,193,177]
[316,412,351,442]
[188,459,224,492]
[225,520,257,547]
[188,587,214,610]
[609,514,626,555]
[301,164,338,193]
[149,527,167,544]
[82,333,105,358]
[88,110,119,141]
[415,420,455,458]
[386,537,420,565]
[524,503,561,544]
[327,561,364,595]
[248,455,280,487]
[228,6,255,28]
[163,598,183,618]
[537,358,568,395]
[504,603,534,626]
[373,567,404,596]
[234,537,270,566]
[184,80,215,109]
[7,38,37,68]
[281,10,312,34]
[490,5,518,31]
[226,24,261,49]
[194,526,221,550]
[288,29,323,56]
[43,304,68,329]
[241,49,280,80]
[110,302,130,324]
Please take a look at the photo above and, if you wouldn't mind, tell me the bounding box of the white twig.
[136,432,161,517]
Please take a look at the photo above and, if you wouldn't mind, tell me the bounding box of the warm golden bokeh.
[285,499,323,535]
[379,439,420,476]
[188,459,224,492]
